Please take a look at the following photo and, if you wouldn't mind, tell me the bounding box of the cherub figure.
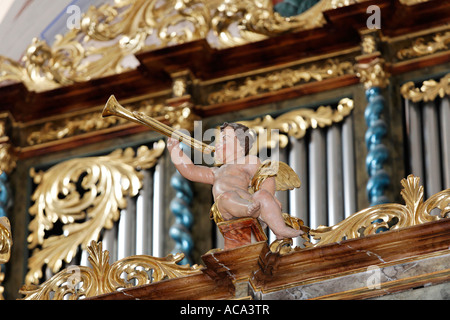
[167,122,303,239]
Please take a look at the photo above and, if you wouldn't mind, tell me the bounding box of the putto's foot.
[275,228,304,240]
[247,201,261,217]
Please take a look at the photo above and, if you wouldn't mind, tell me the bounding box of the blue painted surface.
[364,87,390,207]
[169,170,194,265]
[0,171,10,218]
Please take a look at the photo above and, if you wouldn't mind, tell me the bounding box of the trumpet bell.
[102,95,119,117]
[101,95,215,154]
[102,95,147,127]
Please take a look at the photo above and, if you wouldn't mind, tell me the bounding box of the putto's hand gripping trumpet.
[102,95,215,154]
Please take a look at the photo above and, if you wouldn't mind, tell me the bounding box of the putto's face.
[214,127,245,164]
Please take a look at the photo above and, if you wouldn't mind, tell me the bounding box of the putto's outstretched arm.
[167,137,215,185]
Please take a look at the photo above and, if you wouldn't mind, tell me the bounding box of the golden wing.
[274,161,301,191]
[250,160,301,192]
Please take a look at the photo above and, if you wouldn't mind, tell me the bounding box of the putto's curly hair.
[220,122,255,156]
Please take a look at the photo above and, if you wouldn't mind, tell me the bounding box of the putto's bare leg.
[247,201,261,217]
[251,190,303,239]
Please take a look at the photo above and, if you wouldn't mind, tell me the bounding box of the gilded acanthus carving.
[26,141,165,284]
[20,241,202,300]
[0,0,366,92]
[0,117,17,175]
[355,57,389,89]
[26,98,195,146]
[310,175,450,246]
[207,59,355,104]
[397,31,450,60]
[269,175,450,255]
[398,0,436,5]
[238,98,354,151]
[0,217,12,300]
[400,73,450,103]
[0,217,11,266]
[0,144,16,175]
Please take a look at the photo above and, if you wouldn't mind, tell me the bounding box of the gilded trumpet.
[102,95,215,154]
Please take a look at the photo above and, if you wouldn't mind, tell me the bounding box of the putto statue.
[167,122,304,240]
[102,96,304,240]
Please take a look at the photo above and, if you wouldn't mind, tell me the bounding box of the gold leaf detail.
[208,59,354,104]
[398,0,435,5]
[0,217,12,265]
[310,175,449,246]
[355,58,389,89]
[25,99,194,146]
[400,73,450,103]
[0,217,12,300]
[1,0,366,92]
[397,31,450,60]
[19,241,202,300]
[239,98,353,151]
[25,141,165,284]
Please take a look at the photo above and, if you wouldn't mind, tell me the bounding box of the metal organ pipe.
[439,97,450,189]
[308,128,327,229]
[326,125,344,226]
[422,101,443,198]
[342,115,357,218]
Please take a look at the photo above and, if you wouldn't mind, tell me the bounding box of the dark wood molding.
[87,218,450,300]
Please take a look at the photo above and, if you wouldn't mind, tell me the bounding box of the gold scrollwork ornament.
[400,73,450,103]
[208,59,354,104]
[239,98,354,152]
[355,58,389,89]
[1,0,367,92]
[310,175,450,246]
[0,217,12,300]
[19,241,202,300]
[26,141,165,284]
[397,31,450,60]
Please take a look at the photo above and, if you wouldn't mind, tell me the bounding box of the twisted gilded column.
[364,87,390,205]
[356,33,390,206]
[169,170,194,265]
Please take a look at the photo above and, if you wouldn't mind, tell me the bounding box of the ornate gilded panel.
[400,73,450,102]
[239,98,354,151]
[26,141,165,284]
[0,0,369,92]
[20,241,202,300]
[0,217,12,300]
[269,175,450,254]
[207,59,355,104]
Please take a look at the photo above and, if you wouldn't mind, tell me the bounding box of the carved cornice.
[398,0,435,5]
[400,73,450,102]
[207,59,355,104]
[0,0,370,93]
[396,30,450,61]
[20,241,202,300]
[24,97,194,148]
[25,141,165,284]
